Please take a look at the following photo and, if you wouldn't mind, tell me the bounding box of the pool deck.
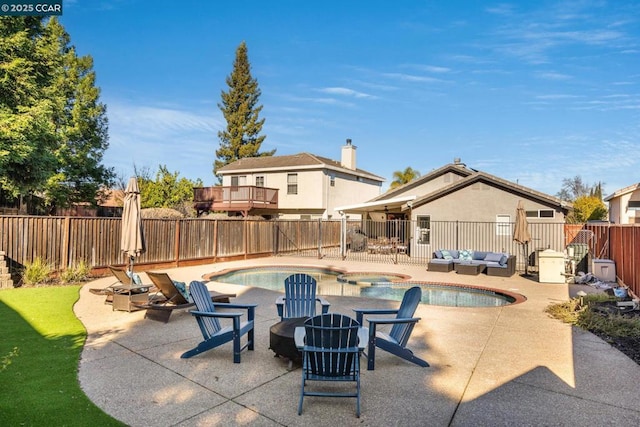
[75,257,640,426]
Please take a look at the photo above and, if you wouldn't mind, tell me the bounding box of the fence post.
[61,216,70,270]
[317,218,322,259]
[213,220,218,261]
[273,220,279,256]
[340,215,346,260]
[244,218,248,260]
[174,219,180,266]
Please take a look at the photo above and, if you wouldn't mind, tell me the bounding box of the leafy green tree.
[390,167,421,189]
[214,41,274,182]
[0,17,113,213]
[138,165,203,210]
[567,195,608,223]
[0,17,59,210]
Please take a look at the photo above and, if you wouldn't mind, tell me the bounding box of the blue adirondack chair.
[294,313,367,417]
[276,273,331,320]
[181,281,257,362]
[353,286,429,370]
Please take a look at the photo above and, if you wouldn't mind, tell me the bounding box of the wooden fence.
[1,215,638,297]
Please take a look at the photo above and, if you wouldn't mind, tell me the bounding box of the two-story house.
[194,140,384,219]
[605,183,640,224]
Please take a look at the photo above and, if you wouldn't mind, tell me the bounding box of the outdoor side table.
[112,283,150,312]
[269,317,308,367]
[455,262,485,275]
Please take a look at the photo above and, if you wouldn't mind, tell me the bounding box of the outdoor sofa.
[428,249,516,277]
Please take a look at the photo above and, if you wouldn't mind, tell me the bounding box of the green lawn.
[0,286,124,426]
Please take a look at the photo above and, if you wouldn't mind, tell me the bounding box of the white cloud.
[382,72,448,84]
[535,94,582,100]
[536,72,572,80]
[104,100,223,184]
[318,87,375,99]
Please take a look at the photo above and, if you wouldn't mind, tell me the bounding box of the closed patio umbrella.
[121,177,145,283]
[513,200,531,275]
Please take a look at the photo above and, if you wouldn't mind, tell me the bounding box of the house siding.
[411,183,566,222]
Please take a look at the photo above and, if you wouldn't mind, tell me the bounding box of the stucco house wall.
[217,141,384,219]
[604,183,640,224]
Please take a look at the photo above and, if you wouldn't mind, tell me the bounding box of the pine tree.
[214,41,274,181]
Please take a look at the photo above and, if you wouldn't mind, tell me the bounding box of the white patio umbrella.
[120,177,145,283]
[513,200,531,276]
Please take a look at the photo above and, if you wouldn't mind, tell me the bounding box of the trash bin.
[538,249,565,283]
[591,259,616,283]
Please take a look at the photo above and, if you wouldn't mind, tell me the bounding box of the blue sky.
[59,0,640,197]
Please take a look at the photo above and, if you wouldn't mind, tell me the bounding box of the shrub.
[21,257,53,286]
[60,261,91,284]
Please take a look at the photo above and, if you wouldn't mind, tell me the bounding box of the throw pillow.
[172,280,189,301]
[499,254,508,266]
[484,252,503,263]
[459,250,473,261]
[440,250,453,260]
[434,250,443,259]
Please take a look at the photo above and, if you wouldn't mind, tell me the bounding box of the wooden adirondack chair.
[276,273,331,321]
[353,286,429,370]
[294,313,367,417]
[181,281,256,362]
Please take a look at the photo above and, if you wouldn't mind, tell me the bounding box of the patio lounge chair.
[140,272,236,323]
[294,313,367,417]
[276,273,331,321]
[353,286,429,370]
[181,280,256,362]
[89,266,150,303]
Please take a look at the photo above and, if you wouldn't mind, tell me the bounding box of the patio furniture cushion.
[484,252,503,263]
[473,251,489,260]
[173,280,189,300]
[459,250,473,261]
[429,258,452,265]
[440,250,454,260]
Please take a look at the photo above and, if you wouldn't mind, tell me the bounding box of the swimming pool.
[207,266,524,307]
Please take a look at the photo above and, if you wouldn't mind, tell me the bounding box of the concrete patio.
[75,257,640,426]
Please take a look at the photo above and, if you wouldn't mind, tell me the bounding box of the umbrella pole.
[128,255,134,286]
[523,242,530,276]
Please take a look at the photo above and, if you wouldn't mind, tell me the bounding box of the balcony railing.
[193,186,278,214]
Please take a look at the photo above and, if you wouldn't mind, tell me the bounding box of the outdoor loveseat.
[428,249,516,277]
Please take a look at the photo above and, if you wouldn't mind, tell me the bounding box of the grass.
[0,286,124,426]
[546,293,640,339]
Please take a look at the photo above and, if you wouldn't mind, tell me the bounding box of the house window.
[231,176,246,187]
[330,175,335,187]
[417,215,430,245]
[287,173,298,195]
[255,176,265,187]
[526,209,555,218]
[628,201,640,210]
[496,214,511,236]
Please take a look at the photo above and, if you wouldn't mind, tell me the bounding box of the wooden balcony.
[193,186,279,216]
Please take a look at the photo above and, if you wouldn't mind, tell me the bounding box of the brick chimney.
[341,138,357,170]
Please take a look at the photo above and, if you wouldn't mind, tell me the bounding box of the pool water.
[211,267,343,291]
[208,267,519,307]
